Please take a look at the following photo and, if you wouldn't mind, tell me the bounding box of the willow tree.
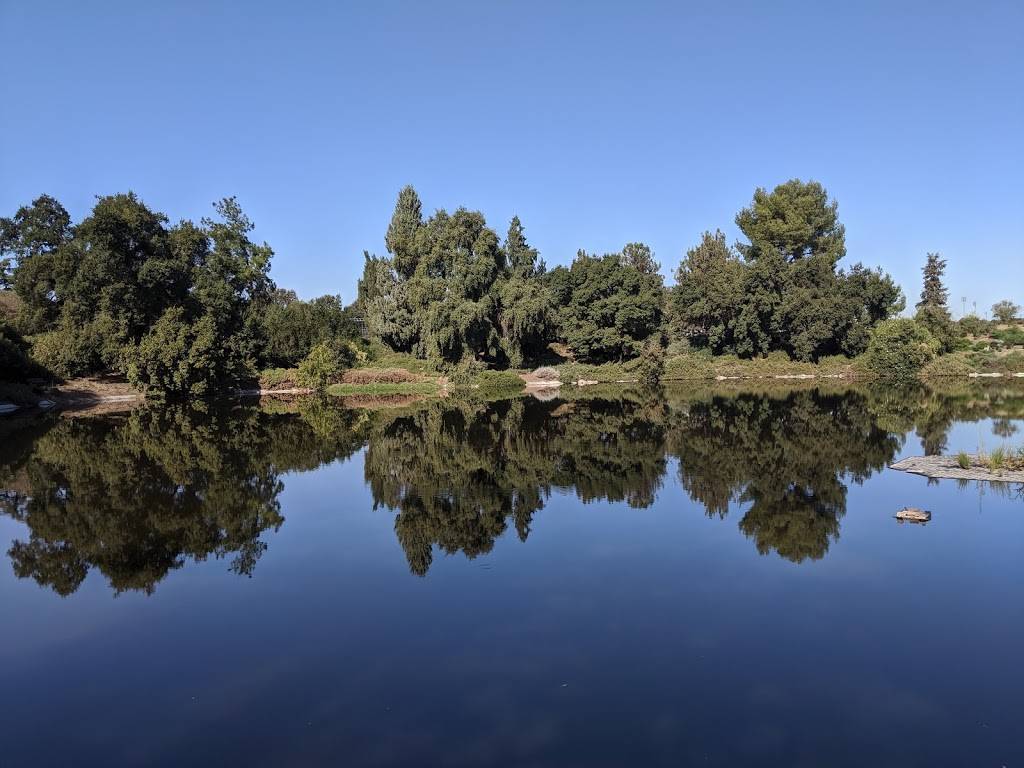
[361,187,555,366]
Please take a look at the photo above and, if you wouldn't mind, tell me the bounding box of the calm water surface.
[1,385,1022,767]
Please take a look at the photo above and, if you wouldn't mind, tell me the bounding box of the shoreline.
[3,365,1023,417]
[891,455,1024,483]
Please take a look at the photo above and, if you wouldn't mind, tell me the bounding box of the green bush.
[957,314,990,338]
[0,320,47,381]
[920,352,976,379]
[993,326,1024,347]
[296,342,341,391]
[864,319,939,380]
[664,352,715,380]
[473,369,525,398]
[635,339,666,387]
[30,314,127,380]
[126,308,223,396]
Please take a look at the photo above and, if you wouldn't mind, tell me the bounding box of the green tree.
[385,185,424,278]
[126,307,221,396]
[497,218,555,366]
[735,179,846,264]
[917,252,949,312]
[356,252,419,352]
[864,318,939,380]
[992,299,1020,324]
[913,252,955,351]
[670,230,744,353]
[260,289,356,368]
[549,250,663,362]
[672,181,901,361]
[504,215,543,277]
[297,342,341,390]
[621,241,660,275]
[0,194,72,298]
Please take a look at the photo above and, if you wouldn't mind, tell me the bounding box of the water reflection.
[2,383,1022,594]
[0,403,367,595]
[667,390,901,561]
[365,396,667,575]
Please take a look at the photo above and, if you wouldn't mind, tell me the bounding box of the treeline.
[4,180,1020,395]
[0,194,358,394]
[356,179,905,369]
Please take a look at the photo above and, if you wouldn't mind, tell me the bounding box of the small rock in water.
[895,507,931,523]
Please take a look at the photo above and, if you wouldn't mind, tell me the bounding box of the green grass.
[470,370,525,398]
[556,351,866,384]
[988,445,1006,471]
[956,451,971,469]
[326,381,440,396]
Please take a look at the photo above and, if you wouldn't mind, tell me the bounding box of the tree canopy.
[670,180,903,360]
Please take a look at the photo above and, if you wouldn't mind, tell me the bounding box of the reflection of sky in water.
[0,394,1021,766]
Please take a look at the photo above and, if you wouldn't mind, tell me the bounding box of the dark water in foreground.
[1,385,1022,767]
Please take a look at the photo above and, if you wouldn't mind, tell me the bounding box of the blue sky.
[2,0,1021,314]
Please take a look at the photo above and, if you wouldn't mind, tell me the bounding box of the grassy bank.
[554,351,866,384]
[326,381,440,396]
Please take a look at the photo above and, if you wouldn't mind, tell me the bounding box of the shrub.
[341,367,418,385]
[992,326,1024,347]
[864,319,939,380]
[664,352,715,380]
[0,320,47,381]
[635,339,666,387]
[297,342,340,391]
[988,446,1006,471]
[126,309,224,396]
[532,366,560,381]
[920,352,975,379]
[447,359,487,387]
[957,314,990,338]
[258,368,299,390]
[474,369,525,398]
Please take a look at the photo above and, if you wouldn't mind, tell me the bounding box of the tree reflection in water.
[0,403,367,595]
[1,384,1021,592]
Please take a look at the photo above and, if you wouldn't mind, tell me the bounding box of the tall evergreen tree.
[385,185,423,278]
[622,242,660,275]
[670,230,744,353]
[916,252,949,314]
[913,252,956,352]
[735,179,846,264]
[504,215,542,277]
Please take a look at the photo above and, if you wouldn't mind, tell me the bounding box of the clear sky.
[2,0,1021,315]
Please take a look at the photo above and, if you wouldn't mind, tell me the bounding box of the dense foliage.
[864,318,939,379]
[3,180,1011,394]
[671,181,904,361]
[992,300,1020,324]
[913,252,956,352]
[0,193,356,394]
[357,187,559,366]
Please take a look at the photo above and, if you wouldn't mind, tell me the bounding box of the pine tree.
[914,252,956,351]
[916,252,949,315]
[622,242,660,275]
[385,185,423,278]
[504,216,540,276]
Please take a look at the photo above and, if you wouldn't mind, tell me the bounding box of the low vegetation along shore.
[1,180,1022,409]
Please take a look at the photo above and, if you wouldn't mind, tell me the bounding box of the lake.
[1,384,1022,767]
